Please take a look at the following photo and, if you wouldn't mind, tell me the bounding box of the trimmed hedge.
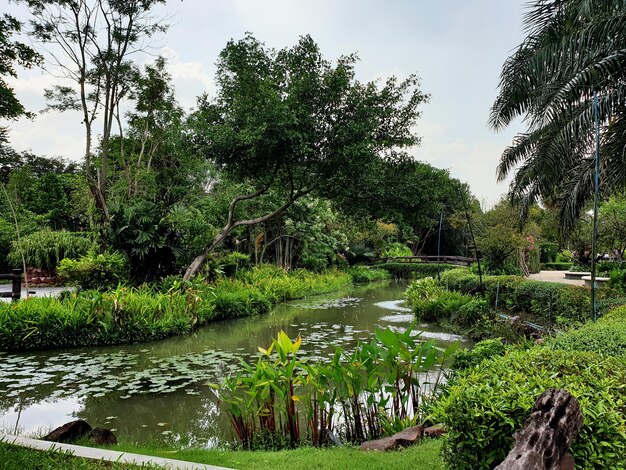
[540,262,572,271]
[439,269,593,325]
[549,305,626,357]
[374,263,462,279]
[431,348,626,469]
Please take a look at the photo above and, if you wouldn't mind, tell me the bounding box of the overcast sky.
[3,0,527,207]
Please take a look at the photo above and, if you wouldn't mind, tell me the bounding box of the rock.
[535,337,545,345]
[495,389,582,470]
[43,420,92,443]
[360,425,423,451]
[559,452,575,470]
[424,424,446,438]
[88,428,117,445]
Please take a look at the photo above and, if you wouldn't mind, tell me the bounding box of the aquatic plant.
[217,328,458,449]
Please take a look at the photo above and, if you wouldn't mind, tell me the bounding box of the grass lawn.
[0,441,158,469]
[109,440,445,470]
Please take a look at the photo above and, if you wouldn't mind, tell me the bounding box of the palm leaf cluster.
[490,0,626,231]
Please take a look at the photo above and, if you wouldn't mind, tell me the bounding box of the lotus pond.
[0,281,469,447]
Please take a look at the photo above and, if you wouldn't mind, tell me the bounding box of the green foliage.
[57,252,129,291]
[0,266,357,350]
[374,262,461,279]
[451,338,507,371]
[8,230,92,271]
[219,328,457,449]
[540,242,559,263]
[380,242,412,258]
[549,306,626,357]
[404,277,472,322]
[540,262,572,271]
[431,348,626,469]
[0,14,42,120]
[346,266,391,283]
[439,269,594,325]
[454,298,489,328]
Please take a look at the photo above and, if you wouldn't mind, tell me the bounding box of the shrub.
[211,281,271,319]
[375,263,461,279]
[540,242,559,263]
[347,266,390,283]
[218,251,251,277]
[439,269,594,325]
[549,306,626,357]
[58,251,128,290]
[431,348,626,469]
[453,298,489,328]
[451,338,507,371]
[379,242,413,258]
[405,277,472,322]
[8,230,92,271]
[541,262,572,271]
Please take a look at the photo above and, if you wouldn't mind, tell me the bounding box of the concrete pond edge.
[0,434,234,470]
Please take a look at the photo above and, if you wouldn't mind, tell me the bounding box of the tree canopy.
[183,34,429,279]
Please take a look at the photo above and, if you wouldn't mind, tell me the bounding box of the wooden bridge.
[370,255,477,267]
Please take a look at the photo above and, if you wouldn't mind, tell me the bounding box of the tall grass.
[0,266,358,350]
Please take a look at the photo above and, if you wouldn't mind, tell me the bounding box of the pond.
[0,281,469,447]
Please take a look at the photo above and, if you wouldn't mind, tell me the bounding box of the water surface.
[0,281,468,446]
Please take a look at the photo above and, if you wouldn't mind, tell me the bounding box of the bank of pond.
[1,264,626,469]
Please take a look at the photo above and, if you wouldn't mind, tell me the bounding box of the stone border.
[0,434,233,470]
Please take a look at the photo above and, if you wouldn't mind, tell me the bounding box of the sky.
[2,0,527,207]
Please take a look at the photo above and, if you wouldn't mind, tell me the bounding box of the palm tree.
[490,0,626,232]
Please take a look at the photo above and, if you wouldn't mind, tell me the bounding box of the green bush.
[8,230,92,271]
[453,298,489,328]
[211,282,272,319]
[439,269,594,325]
[549,306,626,357]
[541,262,572,271]
[375,263,461,279]
[58,251,128,290]
[347,266,391,283]
[540,242,559,263]
[431,348,626,469]
[379,242,413,258]
[405,277,472,322]
[451,338,507,371]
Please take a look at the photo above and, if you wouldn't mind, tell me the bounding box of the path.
[1,434,232,470]
[527,271,584,286]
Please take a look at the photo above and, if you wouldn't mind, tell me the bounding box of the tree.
[0,13,42,120]
[20,0,167,222]
[183,34,428,280]
[490,0,626,231]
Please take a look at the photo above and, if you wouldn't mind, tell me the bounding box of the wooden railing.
[370,255,477,267]
[0,269,22,301]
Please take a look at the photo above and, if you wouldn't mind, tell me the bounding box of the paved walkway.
[1,434,233,470]
[527,270,585,286]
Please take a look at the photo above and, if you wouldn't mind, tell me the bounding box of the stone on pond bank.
[43,420,92,443]
[360,425,423,451]
[43,420,117,446]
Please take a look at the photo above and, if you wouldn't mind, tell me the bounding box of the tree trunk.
[183,189,307,281]
[495,389,582,470]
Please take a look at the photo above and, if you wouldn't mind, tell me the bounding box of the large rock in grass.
[88,428,117,445]
[360,425,423,451]
[495,389,582,470]
[43,420,92,443]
